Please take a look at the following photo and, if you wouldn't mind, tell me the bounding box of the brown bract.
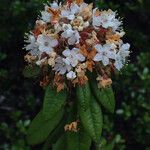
[96,76,112,88]
[33,21,46,37]
[24,54,37,63]
[47,8,60,24]
[73,75,88,86]
[54,74,65,92]
[64,120,79,132]
[79,3,93,20]
[40,75,50,87]
[80,45,96,72]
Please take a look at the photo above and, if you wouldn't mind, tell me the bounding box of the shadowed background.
[0,0,150,149]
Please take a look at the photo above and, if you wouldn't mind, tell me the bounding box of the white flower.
[114,54,123,70]
[37,34,58,54]
[119,43,130,62]
[50,1,59,9]
[61,27,80,45]
[41,11,51,22]
[61,24,74,38]
[24,34,39,55]
[63,48,85,67]
[24,34,37,50]
[92,8,101,27]
[61,3,80,20]
[41,5,51,22]
[53,57,72,74]
[93,44,116,66]
[114,43,130,70]
[93,9,121,31]
[66,71,76,79]
[68,30,80,45]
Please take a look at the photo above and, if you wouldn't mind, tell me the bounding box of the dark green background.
[0,0,150,149]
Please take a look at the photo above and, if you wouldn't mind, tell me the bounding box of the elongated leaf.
[90,81,115,113]
[43,87,67,120]
[76,82,91,111]
[66,130,91,150]
[27,109,64,145]
[42,119,65,150]
[101,142,115,150]
[53,134,66,150]
[77,85,103,143]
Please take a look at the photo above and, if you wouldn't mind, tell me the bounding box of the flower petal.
[102,56,109,66]
[76,54,85,62]
[93,53,102,61]
[50,39,58,47]
[95,44,103,52]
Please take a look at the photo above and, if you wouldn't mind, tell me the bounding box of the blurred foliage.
[0,0,150,150]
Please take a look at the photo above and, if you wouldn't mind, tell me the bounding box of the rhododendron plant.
[23,0,130,149]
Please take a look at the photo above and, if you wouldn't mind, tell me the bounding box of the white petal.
[121,43,130,51]
[41,11,51,22]
[61,29,74,38]
[76,54,85,62]
[95,44,103,52]
[59,68,67,74]
[74,31,80,44]
[68,14,75,20]
[102,56,109,66]
[61,10,70,18]
[66,71,76,79]
[63,58,71,65]
[68,36,76,45]
[70,58,78,67]
[114,60,123,70]
[107,51,116,60]
[50,2,59,9]
[37,35,44,44]
[50,39,58,47]
[93,53,102,61]
[62,49,71,57]
[66,65,72,72]
[70,3,80,14]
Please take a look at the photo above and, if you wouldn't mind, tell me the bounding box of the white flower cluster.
[24,0,130,87]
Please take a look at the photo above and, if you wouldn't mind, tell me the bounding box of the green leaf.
[76,82,91,111]
[53,134,66,150]
[77,86,103,143]
[43,86,67,119]
[23,65,40,78]
[42,119,65,150]
[101,142,115,150]
[66,130,91,150]
[90,81,115,113]
[27,109,64,145]
[43,87,67,120]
